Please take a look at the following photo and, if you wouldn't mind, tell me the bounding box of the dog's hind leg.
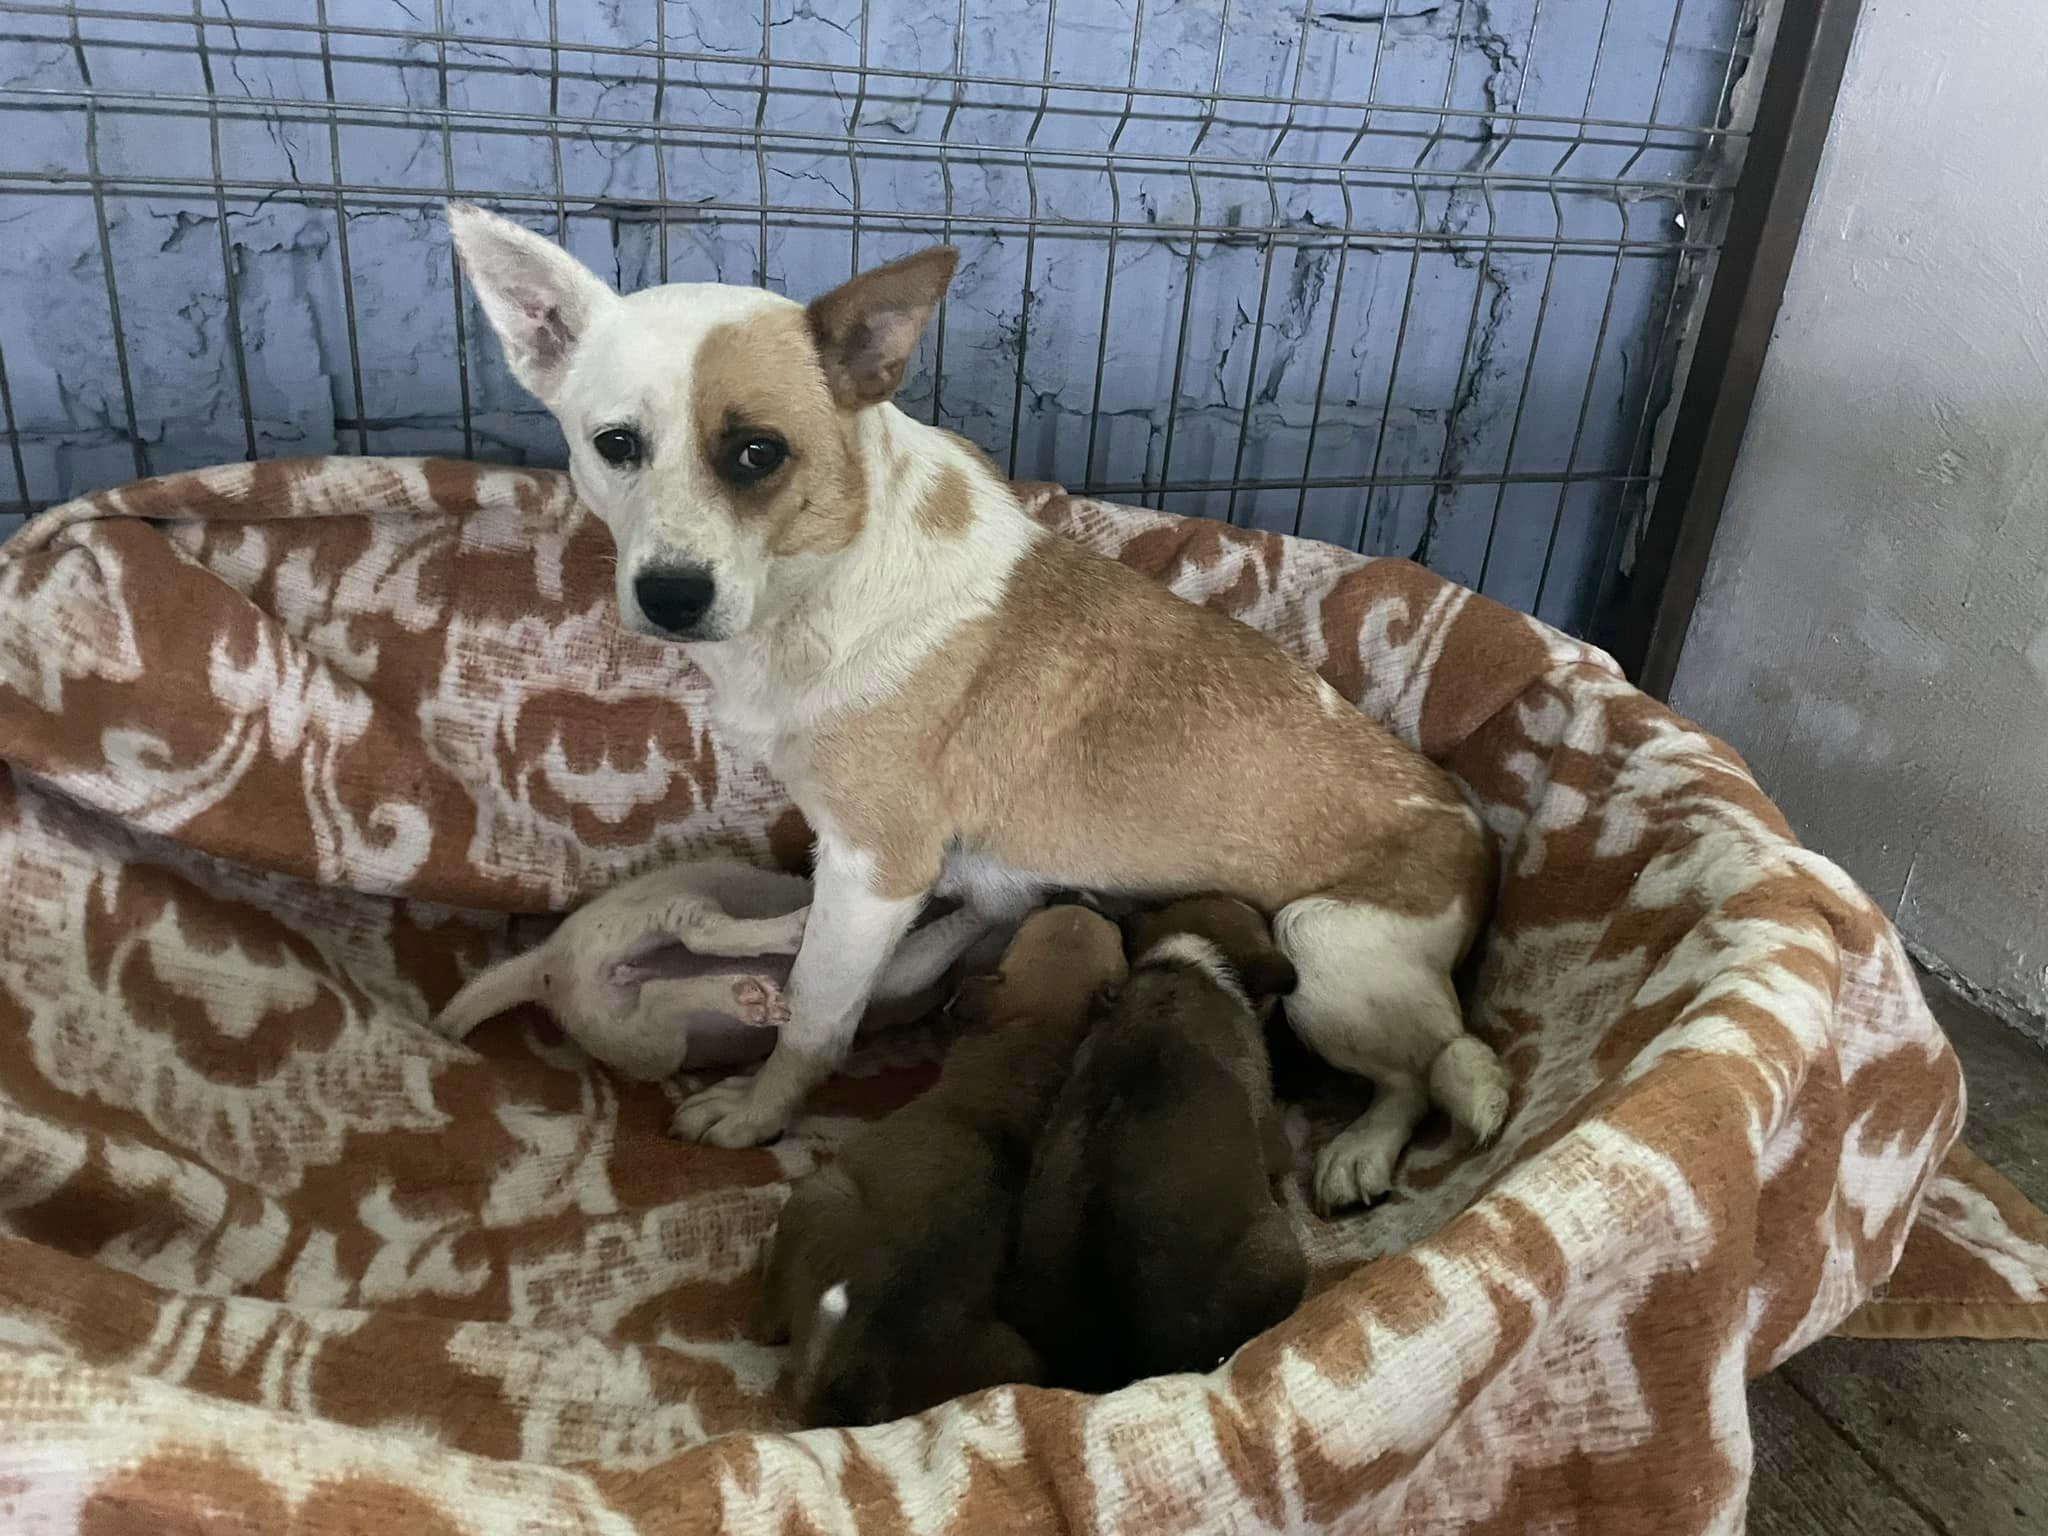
[649,898,810,959]
[1274,895,1485,1214]
[874,858,1045,1001]
[873,905,995,1000]
[1428,1034,1511,1147]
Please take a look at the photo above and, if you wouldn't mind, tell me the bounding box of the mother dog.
[449,206,1507,1211]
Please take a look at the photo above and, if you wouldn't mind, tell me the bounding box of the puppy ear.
[429,949,544,1041]
[447,201,615,403]
[1239,951,1299,1000]
[806,246,958,408]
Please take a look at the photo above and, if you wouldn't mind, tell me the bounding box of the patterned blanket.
[0,457,1966,1533]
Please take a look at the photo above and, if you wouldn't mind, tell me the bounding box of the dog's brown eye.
[728,436,787,482]
[593,427,642,467]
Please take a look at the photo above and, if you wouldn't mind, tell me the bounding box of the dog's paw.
[670,1077,788,1147]
[1313,1130,1399,1216]
[1464,1080,1511,1147]
[425,1011,476,1043]
[728,977,791,1029]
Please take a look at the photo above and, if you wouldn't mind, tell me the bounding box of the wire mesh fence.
[0,0,1762,632]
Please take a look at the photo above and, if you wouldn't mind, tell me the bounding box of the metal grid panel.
[0,0,1761,632]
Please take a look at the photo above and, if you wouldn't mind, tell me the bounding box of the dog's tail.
[1427,1035,1512,1146]
[430,950,544,1041]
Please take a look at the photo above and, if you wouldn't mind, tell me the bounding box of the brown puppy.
[1010,904,1306,1392]
[753,902,1128,1427]
[1126,891,1324,1095]
[1121,894,1299,1020]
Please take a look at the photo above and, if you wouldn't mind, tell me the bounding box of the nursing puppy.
[753,903,1127,1427]
[449,205,1508,1211]
[1010,904,1306,1390]
[1121,894,1300,1022]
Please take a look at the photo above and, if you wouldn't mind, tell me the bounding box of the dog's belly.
[937,845,1230,912]
[948,791,1481,916]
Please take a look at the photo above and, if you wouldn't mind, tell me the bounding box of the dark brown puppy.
[1124,892,1323,1096]
[752,902,1128,1427]
[1011,899,1306,1391]
[1120,894,1299,1016]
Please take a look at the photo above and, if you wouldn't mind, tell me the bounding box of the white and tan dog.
[449,204,1508,1210]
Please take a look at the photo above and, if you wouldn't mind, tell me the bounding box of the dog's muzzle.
[632,565,717,638]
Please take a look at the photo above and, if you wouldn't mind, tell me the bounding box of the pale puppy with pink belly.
[448,203,1512,1212]
[432,859,955,1077]
[430,859,812,1077]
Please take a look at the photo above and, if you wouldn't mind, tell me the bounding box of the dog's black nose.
[633,566,716,635]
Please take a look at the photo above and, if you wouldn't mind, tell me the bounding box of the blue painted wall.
[0,0,1747,630]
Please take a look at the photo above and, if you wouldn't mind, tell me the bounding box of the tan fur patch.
[805,525,1493,934]
[915,464,974,539]
[691,310,868,557]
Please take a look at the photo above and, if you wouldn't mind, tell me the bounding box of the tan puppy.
[450,207,1510,1210]
[752,903,1127,1427]
[1010,904,1305,1390]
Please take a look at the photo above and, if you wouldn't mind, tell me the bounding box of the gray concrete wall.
[1672,0,2048,1036]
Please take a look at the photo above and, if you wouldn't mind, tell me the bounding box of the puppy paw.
[1313,1130,1399,1216]
[729,977,791,1029]
[424,1011,471,1042]
[670,1077,789,1147]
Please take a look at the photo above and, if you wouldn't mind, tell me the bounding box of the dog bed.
[0,457,1963,1533]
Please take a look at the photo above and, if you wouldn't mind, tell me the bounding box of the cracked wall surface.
[1673,0,2048,1036]
[0,0,1746,633]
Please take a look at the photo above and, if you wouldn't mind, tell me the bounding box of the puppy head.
[1123,896,1298,1001]
[953,903,1128,1028]
[448,202,957,644]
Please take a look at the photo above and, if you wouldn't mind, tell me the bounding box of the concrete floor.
[1748,982,2048,1535]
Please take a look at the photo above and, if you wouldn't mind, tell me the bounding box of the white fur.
[796,1279,852,1403]
[690,408,1042,766]
[668,837,929,1145]
[1141,933,1251,1011]
[1274,897,1509,1210]
[448,203,1045,672]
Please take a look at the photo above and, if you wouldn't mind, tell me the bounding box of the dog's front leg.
[670,841,925,1147]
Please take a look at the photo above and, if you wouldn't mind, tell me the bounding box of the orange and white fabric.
[0,458,1978,1533]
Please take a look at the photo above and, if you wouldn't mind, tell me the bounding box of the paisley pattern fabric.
[0,458,1971,1533]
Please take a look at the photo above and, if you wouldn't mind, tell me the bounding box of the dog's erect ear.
[806,246,959,409]
[447,201,615,404]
